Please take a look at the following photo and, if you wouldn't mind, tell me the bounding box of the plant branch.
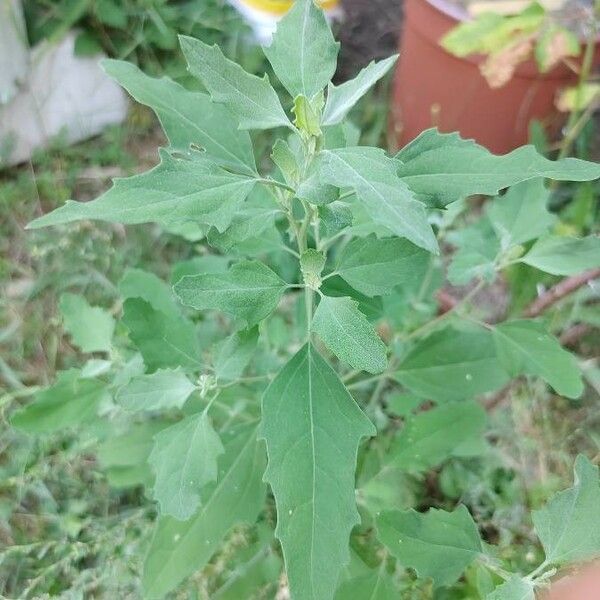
[558,28,598,160]
[524,268,600,317]
[560,323,593,347]
[404,280,486,341]
[257,177,296,194]
[348,372,391,390]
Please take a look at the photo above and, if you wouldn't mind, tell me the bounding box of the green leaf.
[319,202,353,237]
[119,268,181,320]
[80,359,112,378]
[395,129,600,207]
[519,235,600,275]
[487,179,556,246]
[149,412,225,521]
[171,256,230,284]
[27,151,256,232]
[11,370,108,434]
[261,343,375,600]
[297,155,339,205]
[300,249,326,289]
[359,463,415,519]
[271,139,300,186]
[386,394,425,418]
[102,59,256,174]
[162,219,207,242]
[396,326,510,402]
[487,577,535,600]
[493,320,583,399]
[207,205,280,252]
[74,31,103,56]
[312,296,387,374]
[59,293,115,354]
[557,82,600,112]
[441,12,504,57]
[390,401,487,474]
[180,35,290,130]
[212,528,282,600]
[376,506,483,587]
[174,261,287,328]
[115,368,197,412]
[121,298,201,372]
[293,94,323,137]
[322,276,384,322]
[143,423,266,599]
[532,455,600,566]
[334,570,397,600]
[535,24,580,73]
[215,327,260,382]
[97,420,170,489]
[324,121,361,148]
[336,235,430,297]
[95,0,127,28]
[320,148,438,253]
[263,0,339,99]
[447,217,500,285]
[112,353,145,389]
[323,55,398,125]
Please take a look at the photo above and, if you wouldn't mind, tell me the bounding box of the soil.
[336,0,403,81]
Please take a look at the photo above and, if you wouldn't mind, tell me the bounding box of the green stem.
[342,369,361,383]
[319,230,348,252]
[367,372,391,412]
[305,287,314,339]
[202,391,220,415]
[524,560,551,583]
[558,28,598,160]
[404,279,486,341]
[257,177,296,194]
[348,372,391,390]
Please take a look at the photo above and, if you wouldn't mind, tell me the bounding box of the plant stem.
[404,279,486,341]
[202,391,220,415]
[257,177,296,194]
[558,27,598,160]
[524,560,551,583]
[348,372,390,390]
[524,268,600,317]
[367,372,390,412]
[305,287,314,338]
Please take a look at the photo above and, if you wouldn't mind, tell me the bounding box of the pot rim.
[425,0,467,23]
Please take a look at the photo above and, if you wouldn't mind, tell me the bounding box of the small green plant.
[442,0,600,158]
[13,0,600,598]
[442,1,584,88]
[23,0,255,75]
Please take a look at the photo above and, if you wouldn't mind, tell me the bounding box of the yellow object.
[240,0,339,16]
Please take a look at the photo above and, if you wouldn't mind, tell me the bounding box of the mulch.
[336,0,403,81]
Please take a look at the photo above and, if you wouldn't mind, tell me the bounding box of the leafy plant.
[23,0,256,76]
[442,2,581,87]
[442,0,600,160]
[12,0,600,598]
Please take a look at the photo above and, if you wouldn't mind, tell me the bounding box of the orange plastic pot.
[391,0,597,154]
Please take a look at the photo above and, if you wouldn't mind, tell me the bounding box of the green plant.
[11,1,600,598]
[23,0,259,77]
[442,2,582,87]
[442,0,600,159]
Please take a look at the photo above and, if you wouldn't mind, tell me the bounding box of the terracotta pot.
[391,0,598,154]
